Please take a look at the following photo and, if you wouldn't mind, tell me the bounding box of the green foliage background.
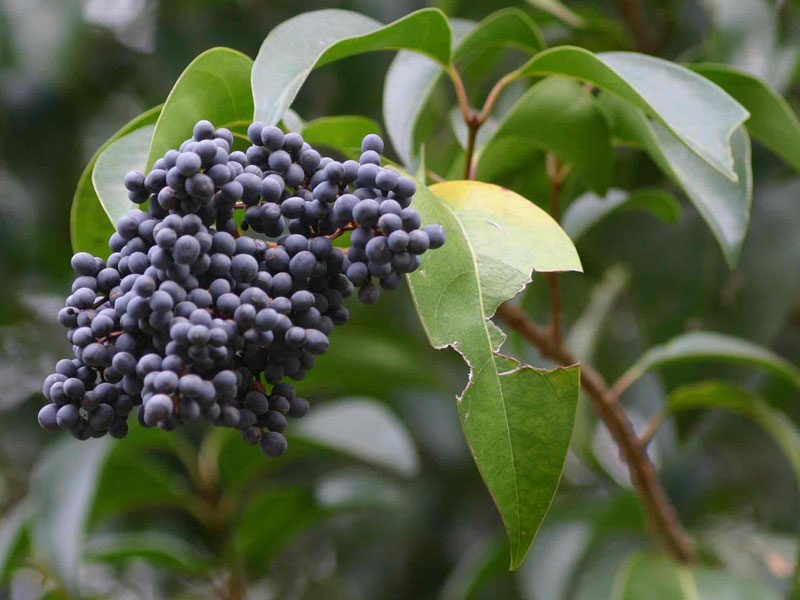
[2,0,800,598]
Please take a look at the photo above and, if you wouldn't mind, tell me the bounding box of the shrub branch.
[446,67,697,564]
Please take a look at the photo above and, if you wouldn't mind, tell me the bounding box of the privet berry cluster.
[39,120,445,458]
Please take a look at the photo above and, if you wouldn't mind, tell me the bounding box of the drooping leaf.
[253,9,451,126]
[70,106,161,257]
[616,332,800,394]
[292,398,420,478]
[513,47,749,180]
[85,531,210,574]
[690,63,800,172]
[477,77,612,194]
[301,115,381,156]
[92,125,154,227]
[614,553,782,599]
[667,382,800,482]
[29,438,111,593]
[384,9,544,166]
[147,47,254,170]
[598,93,752,267]
[562,188,681,241]
[407,179,581,568]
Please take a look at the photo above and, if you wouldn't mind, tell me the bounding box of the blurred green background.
[2,0,800,598]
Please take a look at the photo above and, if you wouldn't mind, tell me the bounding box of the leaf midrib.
[437,198,522,553]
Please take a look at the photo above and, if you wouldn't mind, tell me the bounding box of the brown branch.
[545,154,566,342]
[495,303,696,563]
[463,120,479,180]
[477,71,518,125]
[617,0,660,54]
[448,65,471,123]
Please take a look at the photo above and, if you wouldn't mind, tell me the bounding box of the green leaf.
[616,331,800,394]
[300,115,381,156]
[383,20,472,167]
[407,179,581,569]
[29,438,111,593]
[562,188,681,241]
[292,398,420,477]
[384,9,544,166]
[667,382,800,483]
[147,47,253,170]
[0,503,29,583]
[70,106,161,257]
[92,125,154,226]
[476,77,612,194]
[452,8,545,63]
[598,93,752,267]
[85,531,210,574]
[233,487,322,571]
[690,63,800,172]
[513,47,749,180]
[614,553,782,599]
[253,8,451,126]
[525,0,587,29]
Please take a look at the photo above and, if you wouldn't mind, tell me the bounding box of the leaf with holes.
[406,179,581,568]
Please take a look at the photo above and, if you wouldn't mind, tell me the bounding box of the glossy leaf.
[147,47,253,170]
[615,553,782,599]
[513,47,749,179]
[92,125,154,226]
[691,63,800,172]
[384,9,544,166]
[301,115,381,155]
[668,381,800,481]
[477,77,612,193]
[383,20,472,167]
[407,180,581,568]
[253,8,451,126]
[562,188,681,241]
[29,438,111,593]
[616,331,800,394]
[85,531,210,574]
[452,8,545,63]
[292,398,420,477]
[598,93,752,267]
[70,106,161,257]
